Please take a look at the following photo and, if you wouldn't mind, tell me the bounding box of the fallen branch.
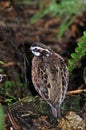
[67,89,86,95]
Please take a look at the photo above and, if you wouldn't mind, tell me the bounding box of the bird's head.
[30,42,52,57]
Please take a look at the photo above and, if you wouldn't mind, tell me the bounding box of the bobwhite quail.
[30,42,69,118]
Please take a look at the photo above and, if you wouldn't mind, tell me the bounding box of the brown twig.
[8,108,20,130]
[67,89,86,95]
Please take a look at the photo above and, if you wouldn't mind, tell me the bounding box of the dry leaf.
[58,111,86,130]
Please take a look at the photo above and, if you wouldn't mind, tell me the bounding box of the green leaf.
[68,59,74,65]
[81,36,86,41]
[5,99,13,104]
[77,42,83,48]
[80,51,85,57]
[71,53,78,59]
[30,13,43,23]
[22,0,31,4]
[83,47,86,52]
[48,2,58,12]
[0,69,3,73]
[5,81,13,88]
[0,61,4,65]
[75,47,81,53]
[83,31,86,37]
[67,66,73,71]
[0,104,4,130]
[78,42,84,48]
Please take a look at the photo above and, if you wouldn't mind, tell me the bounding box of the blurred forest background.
[0,0,86,129]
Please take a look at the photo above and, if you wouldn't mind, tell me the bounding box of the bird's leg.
[56,106,61,119]
[51,107,58,118]
[50,104,61,118]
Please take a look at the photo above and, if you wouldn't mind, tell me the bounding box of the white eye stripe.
[32,50,41,56]
[31,46,50,53]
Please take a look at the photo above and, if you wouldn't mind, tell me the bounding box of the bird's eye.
[34,48,38,52]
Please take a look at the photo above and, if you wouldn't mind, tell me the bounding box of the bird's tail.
[50,105,61,118]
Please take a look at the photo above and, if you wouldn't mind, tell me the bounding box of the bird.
[30,42,69,118]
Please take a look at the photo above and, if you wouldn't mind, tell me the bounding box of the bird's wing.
[39,57,68,106]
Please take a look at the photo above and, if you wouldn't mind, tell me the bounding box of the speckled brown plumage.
[30,42,69,118]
